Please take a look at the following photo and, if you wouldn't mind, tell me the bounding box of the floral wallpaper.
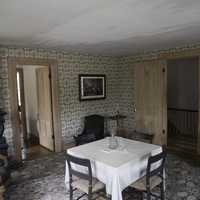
[0,43,200,155]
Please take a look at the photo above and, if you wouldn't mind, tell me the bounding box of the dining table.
[65,136,162,200]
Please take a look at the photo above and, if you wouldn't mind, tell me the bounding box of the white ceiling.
[0,0,200,56]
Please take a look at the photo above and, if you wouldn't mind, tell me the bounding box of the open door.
[134,60,167,145]
[36,67,54,151]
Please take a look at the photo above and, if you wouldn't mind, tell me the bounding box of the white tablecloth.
[65,137,161,200]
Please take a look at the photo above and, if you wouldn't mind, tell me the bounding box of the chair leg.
[69,185,73,200]
[140,192,144,200]
[88,186,92,200]
[160,181,165,200]
[146,190,151,200]
[88,192,92,200]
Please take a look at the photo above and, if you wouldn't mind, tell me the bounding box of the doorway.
[167,57,199,154]
[16,65,55,160]
[8,58,62,161]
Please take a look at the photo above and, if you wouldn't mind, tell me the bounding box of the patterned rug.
[4,152,200,200]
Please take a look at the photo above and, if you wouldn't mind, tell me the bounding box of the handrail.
[168,107,198,113]
[168,107,198,138]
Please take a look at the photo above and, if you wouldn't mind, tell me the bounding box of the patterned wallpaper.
[121,43,200,63]
[0,47,135,154]
[1,43,200,155]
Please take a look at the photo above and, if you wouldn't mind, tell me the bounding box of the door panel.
[36,68,54,151]
[134,60,167,145]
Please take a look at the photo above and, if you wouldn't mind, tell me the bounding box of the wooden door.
[36,67,54,151]
[134,60,167,145]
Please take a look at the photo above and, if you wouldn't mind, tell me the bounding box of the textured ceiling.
[0,0,200,56]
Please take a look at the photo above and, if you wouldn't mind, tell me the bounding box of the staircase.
[167,108,198,154]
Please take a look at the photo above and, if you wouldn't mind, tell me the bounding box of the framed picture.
[79,74,106,101]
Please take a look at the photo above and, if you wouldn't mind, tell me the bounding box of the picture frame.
[79,74,106,101]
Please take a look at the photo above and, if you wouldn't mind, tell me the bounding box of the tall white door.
[36,67,54,151]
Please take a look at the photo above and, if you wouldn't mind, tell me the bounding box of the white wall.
[167,57,198,110]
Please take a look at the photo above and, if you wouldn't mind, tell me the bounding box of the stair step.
[168,139,196,146]
[167,146,197,156]
[168,141,196,151]
[168,143,196,148]
[168,136,196,144]
[168,134,197,153]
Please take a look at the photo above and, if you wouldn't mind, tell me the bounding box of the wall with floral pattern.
[0,47,135,154]
[1,43,200,155]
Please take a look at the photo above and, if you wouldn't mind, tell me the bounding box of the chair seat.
[130,175,162,191]
[72,178,104,194]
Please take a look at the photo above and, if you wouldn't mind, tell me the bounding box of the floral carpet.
[5,152,200,200]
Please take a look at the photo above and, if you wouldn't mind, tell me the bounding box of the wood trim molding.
[16,68,27,143]
[162,62,167,146]
[7,57,57,66]
[8,57,62,160]
[132,48,200,63]
[50,61,62,153]
[198,56,200,155]
[8,59,21,160]
[160,49,200,60]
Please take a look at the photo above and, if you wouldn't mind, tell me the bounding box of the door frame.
[16,68,27,143]
[166,56,200,154]
[134,54,200,154]
[198,57,200,154]
[8,57,62,161]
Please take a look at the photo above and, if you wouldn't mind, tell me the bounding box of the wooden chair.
[129,147,167,200]
[74,115,105,146]
[66,153,105,200]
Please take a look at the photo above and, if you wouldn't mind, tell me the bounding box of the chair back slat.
[70,169,91,181]
[66,153,92,182]
[146,147,166,186]
[149,165,164,177]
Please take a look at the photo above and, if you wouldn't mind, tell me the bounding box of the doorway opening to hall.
[16,65,54,160]
[167,57,198,154]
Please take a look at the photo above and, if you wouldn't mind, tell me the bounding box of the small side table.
[106,114,126,136]
[107,114,126,128]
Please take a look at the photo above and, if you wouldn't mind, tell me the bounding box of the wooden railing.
[168,107,198,138]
